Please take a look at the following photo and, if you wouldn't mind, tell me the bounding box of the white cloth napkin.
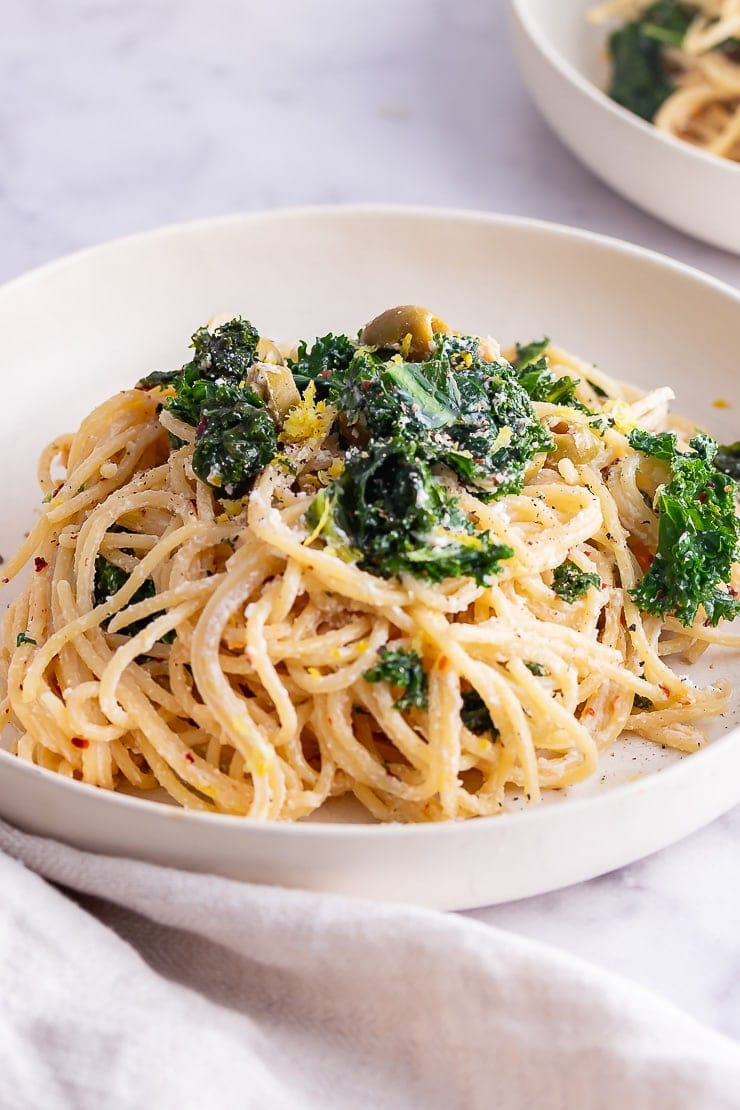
[0,821,738,1110]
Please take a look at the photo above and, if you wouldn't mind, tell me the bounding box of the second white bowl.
[509,0,740,254]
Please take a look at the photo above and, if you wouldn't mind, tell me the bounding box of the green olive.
[549,431,601,465]
[360,305,450,362]
[248,362,300,421]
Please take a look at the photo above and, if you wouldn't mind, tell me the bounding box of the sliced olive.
[256,338,284,366]
[360,305,450,362]
[248,362,301,422]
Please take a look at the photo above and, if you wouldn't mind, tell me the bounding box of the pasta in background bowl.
[589,1,740,161]
[0,206,737,908]
[509,0,740,252]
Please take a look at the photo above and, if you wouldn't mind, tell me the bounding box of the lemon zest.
[280,381,336,444]
[433,528,482,549]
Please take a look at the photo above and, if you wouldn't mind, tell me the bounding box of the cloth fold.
[0,820,738,1110]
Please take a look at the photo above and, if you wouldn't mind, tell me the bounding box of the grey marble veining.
[1,0,739,1039]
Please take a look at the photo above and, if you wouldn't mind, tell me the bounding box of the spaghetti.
[0,307,737,822]
[589,0,740,162]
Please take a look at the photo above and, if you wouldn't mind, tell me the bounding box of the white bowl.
[509,0,740,253]
[0,206,738,909]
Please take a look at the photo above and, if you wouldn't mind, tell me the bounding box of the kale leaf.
[94,557,134,605]
[334,347,458,435]
[138,318,277,496]
[94,556,157,635]
[165,319,262,428]
[136,368,181,389]
[363,647,429,710]
[640,1,694,46]
[192,391,277,498]
[165,376,238,429]
[287,333,357,398]
[628,428,678,461]
[519,367,582,408]
[187,319,260,383]
[607,2,692,120]
[512,339,588,411]
[552,560,601,604]
[461,690,499,737]
[138,319,260,400]
[305,442,514,585]
[586,378,610,400]
[716,441,740,480]
[629,430,740,626]
[512,338,550,370]
[333,334,553,500]
[609,21,671,120]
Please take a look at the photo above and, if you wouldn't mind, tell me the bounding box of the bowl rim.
[3,201,739,299]
[1,201,738,839]
[509,0,740,179]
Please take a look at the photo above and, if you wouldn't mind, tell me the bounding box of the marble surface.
[2,0,739,1040]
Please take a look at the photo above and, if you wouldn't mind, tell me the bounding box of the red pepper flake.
[71,737,89,749]
[438,656,449,671]
[659,683,670,697]
[184,752,195,764]
[584,707,596,717]
[34,557,48,573]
